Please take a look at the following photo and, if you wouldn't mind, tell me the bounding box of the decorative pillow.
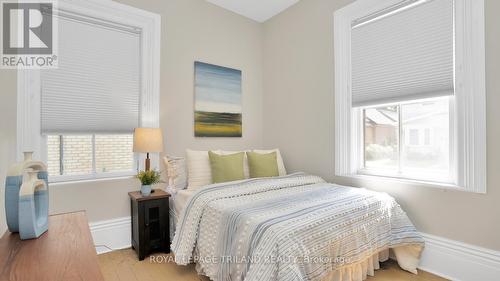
[252,149,287,176]
[247,151,279,178]
[163,156,187,191]
[217,150,250,178]
[208,151,245,183]
[186,149,217,190]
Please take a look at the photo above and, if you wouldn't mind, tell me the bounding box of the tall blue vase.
[18,169,49,240]
[4,152,49,239]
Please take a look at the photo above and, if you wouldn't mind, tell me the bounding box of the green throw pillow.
[208,151,245,183]
[247,151,279,178]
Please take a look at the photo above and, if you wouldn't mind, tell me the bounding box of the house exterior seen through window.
[362,97,451,183]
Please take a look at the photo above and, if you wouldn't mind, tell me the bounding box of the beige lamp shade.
[133,128,164,153]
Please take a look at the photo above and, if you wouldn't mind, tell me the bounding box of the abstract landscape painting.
[194,61,242,137]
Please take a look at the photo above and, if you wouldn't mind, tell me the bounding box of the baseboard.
[87,217,500,280]
[89,216,131,254]
[419,232,500,281]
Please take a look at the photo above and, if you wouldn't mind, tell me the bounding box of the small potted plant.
[136,169,163,196]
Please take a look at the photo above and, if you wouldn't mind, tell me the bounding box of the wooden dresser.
[0,211,104,281]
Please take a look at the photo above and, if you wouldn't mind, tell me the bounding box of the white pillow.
[163,156,187,191]
[252,149,287,176]
[218,150,250,178]
[186,149,216,190]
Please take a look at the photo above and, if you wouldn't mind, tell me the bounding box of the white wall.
[0,0,264,234]
[263,0,500,251]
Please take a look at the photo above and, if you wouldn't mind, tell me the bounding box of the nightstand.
[129,189,170,260]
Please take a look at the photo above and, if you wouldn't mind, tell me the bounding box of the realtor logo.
[1,0,58,68]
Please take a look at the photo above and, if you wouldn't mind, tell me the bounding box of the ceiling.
[205,0,300,22]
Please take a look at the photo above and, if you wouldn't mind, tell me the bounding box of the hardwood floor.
[98,249,447,281]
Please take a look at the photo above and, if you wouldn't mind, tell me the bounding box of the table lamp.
[133,128,163,171]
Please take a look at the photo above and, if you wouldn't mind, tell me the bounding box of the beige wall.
[0,70,17,234]
[125,0,264,155]
[0,0,264,234]
[263,0,500,251]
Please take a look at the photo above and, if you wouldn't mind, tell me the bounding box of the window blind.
[41,16,141,134]
[351,0,454,107]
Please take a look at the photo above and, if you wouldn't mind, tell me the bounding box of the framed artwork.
[194,61,242,137]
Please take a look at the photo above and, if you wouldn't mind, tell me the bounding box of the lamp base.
[145,157,151,171]
[143,153,153,193]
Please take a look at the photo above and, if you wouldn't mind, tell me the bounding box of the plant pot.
[141,185,152,196]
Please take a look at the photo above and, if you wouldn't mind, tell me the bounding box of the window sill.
[340,173,464,192]
[357,168,453,185]
[49,173,137,187]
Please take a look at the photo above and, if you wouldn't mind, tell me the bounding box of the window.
[47,135,134,179]
[334,0,486,193]
[362,97,451,183]
[17,0,161,183]
[40,14,140,182]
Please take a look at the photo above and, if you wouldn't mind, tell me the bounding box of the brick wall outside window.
[96,135,134,173]
[47,135,61,176]
[47,134,134,177]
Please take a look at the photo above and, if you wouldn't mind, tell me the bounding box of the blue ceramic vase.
[5,152,49,240]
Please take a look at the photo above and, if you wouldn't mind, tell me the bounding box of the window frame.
[334,0,486,193]
[17,0,161,183]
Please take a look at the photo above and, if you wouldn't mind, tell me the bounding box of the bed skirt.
[321,249,390,281]
[194,248,411,281]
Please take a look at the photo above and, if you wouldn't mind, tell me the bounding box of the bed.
[169,172,424,281]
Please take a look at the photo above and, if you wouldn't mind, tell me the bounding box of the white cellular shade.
[41,16,141,134]
[351,0,454,107]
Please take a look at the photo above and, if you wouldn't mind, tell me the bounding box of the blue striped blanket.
[172,173,424,281]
